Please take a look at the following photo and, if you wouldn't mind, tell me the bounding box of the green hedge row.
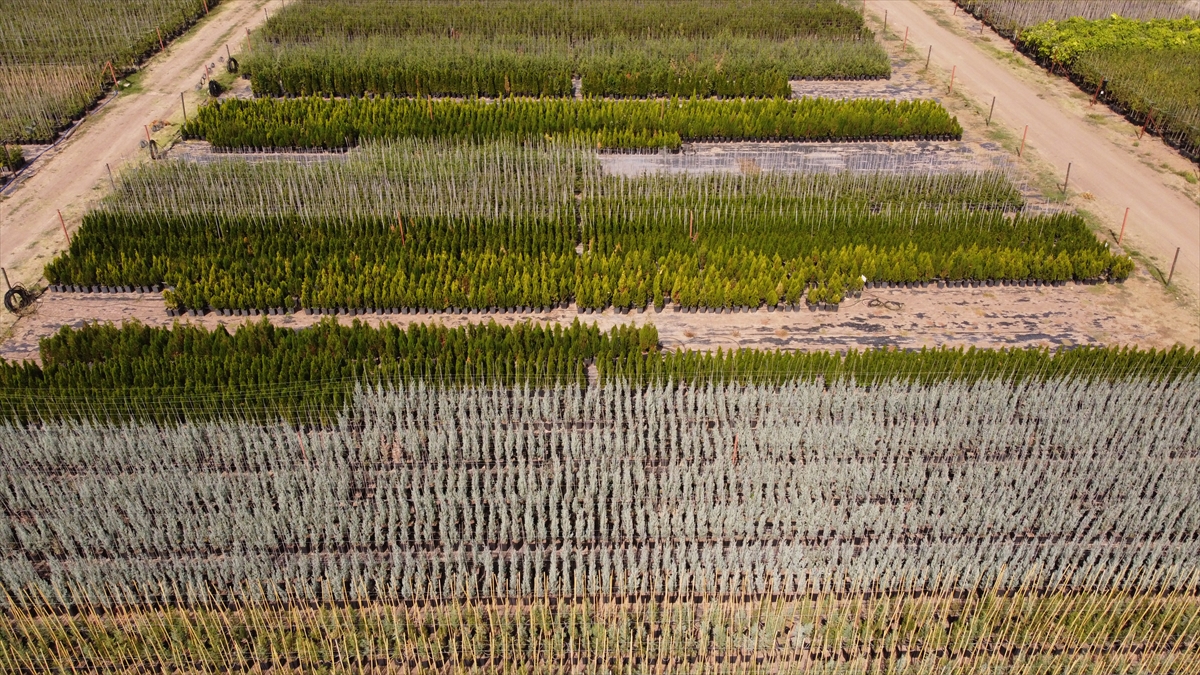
[3,319,1195,423]
[181,97,963,150]
[45,207,1131,312]
[257,0,868,42]
[245,35,889,99]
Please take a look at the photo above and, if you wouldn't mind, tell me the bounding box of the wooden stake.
[202,0,208,13]
[57,210,71,246]
[1019,125,1028,157]
[1062,162,1071,192]
[924,45,932,71]
[1167,247,1181,286]
[106,163,115,192]
[397,213,406,245]
[1090,80,1102,105]
[902,27,909,50]
[157,28,164,51]
[1139,109,1156,139]
[144,125,152,145]
[181,92,187,122]
[246,28,252,52]
[105,61,118,86]
[948,65,956,94]
[1118,207,1129,244]
[226,44,231,60]
[883,10,887,34]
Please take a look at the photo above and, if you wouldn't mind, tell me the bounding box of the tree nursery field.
[44,139,1129,314]
[0,0,220,143]
[2,0,1198,672]
[243,0,890,98]
[954,2,1200,160]
[1,320,1199,672]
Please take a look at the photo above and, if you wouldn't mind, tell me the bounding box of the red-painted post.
[1019,125,1028,157]
[1139,110,1155,139]
[1090,81,1102,105]
[1118,208,1129,245]
[58,210,71,246]
[202,0,208,13]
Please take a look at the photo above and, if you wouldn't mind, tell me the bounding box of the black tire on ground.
[4,286,35,313]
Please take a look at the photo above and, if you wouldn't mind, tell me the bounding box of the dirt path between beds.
[0,0,278,339]
[4,273,1193,364]
[866,0,1200,311]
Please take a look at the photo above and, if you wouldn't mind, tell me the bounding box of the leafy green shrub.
[1017,16,1200,158]
[1,144,24,173]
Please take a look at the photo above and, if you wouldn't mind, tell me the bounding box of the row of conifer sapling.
[47,274,1127,317]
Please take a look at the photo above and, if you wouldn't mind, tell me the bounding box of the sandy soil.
[0,0,278,339]
[866,0,1200,311]
[4,269,1192,364]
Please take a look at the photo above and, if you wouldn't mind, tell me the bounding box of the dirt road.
[869,0,1200,305]
[0,0,276,331]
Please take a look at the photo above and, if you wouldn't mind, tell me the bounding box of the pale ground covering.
[0,0,1197,360]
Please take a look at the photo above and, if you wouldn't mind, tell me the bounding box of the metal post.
[1063,163,1071,192]
[1,268,10,291]
[106,163,115,192]
[225,44,231,60]
[987,96,995,125]
[925,46,932,71]
[1118,207,1128,244]
[1166,247,1181,286]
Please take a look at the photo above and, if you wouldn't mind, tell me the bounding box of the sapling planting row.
[245,35,890,99]
[3,319,1196,423]
[181,97,964,150]
[46,140,1132,311]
